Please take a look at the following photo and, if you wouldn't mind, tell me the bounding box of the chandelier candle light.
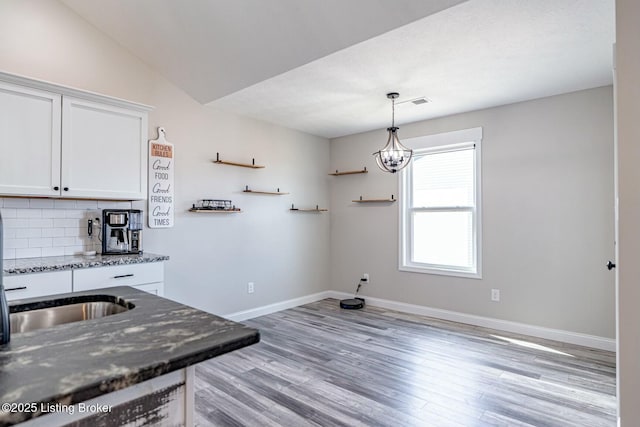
[373,92,413,173]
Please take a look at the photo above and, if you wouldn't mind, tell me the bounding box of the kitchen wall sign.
[148,127,174,228]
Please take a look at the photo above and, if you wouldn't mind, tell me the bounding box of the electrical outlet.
[247,282,255,294]
[491,289,500,302]
[362,273,369,284]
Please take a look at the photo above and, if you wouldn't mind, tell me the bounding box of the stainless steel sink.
[10,300,131,334]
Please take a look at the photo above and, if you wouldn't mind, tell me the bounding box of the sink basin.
[10,296,133,334]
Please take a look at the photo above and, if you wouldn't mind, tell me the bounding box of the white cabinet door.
[73,262,164,291]
[0,82,61,197]
[61,97,147,200]
[3,271,72,302]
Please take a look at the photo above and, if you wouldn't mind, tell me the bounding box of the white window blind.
[412,148,474,208]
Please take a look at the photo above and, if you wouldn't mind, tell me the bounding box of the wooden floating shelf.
[352,195,396,203]
[213,153,264,169]
[290,204,328,212]
[188,208,242,213]
[243,185,288,195]
[329,167,368,176]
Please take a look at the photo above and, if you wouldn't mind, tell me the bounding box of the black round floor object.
[340,298,365,310]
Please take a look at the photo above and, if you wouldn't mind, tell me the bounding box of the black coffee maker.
[101,209,143,255]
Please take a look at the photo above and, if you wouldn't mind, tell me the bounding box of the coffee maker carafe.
[101,209,143,255]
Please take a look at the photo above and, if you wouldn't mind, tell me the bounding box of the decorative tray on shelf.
[189,199,241,213]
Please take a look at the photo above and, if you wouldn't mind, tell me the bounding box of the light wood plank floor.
[195,299,616,427]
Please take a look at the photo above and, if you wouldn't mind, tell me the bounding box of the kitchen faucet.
[0,212,10,344]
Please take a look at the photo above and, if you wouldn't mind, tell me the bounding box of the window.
[399,127,482,278]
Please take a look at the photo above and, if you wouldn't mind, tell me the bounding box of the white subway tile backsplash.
[16,248,42,258]
[54,199,77,209]
[65,210,87,219]
[15,228,42,239]
[64,227,82,237]
[42,228,65,238]
[29,199,55,208]
[5,238,28,249]
[75,200,98,209]
[0,208,17,218]
[29,238,52,248]
[97,201,120,209]
[64,245,85,256]
[4,218,29,228]
[53,237,76,247]
[29,218,53,228]
[41,247,65,257]
[3,198,29,208]
[2,249,15,260]
[96,201,132,209]
[17,208,42,218]
[54,218,80,228]
[1,197,128,260]
[41,209,66,219]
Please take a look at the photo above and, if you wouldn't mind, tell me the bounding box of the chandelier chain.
[391,97,395,128]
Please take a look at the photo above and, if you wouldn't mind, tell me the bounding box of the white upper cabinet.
[62,97,147,200]
[0,82,62,197]
[0,72,151,200]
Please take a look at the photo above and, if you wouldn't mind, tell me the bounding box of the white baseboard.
[225,290,615,352]
[224,291,332,322]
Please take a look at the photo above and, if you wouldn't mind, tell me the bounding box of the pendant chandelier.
[373,92,413,173]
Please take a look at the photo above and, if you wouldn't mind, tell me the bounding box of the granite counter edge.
[4,254,170,275]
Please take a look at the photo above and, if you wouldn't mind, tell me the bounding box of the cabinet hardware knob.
[63,187,69,191]
[607,261,616,270]
[53,186,59,191]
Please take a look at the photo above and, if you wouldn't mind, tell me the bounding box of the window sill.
[399,264,482,279]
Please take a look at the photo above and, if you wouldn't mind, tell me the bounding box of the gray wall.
[330,86,615,338]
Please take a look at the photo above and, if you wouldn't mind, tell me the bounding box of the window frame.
[398,127,483,279]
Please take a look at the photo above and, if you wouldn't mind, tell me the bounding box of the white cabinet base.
[3,271,72,302]
[18,366,195,427]
[73,263,164,293]
[4,262,165,302]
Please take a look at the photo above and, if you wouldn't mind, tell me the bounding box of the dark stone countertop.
[3,253,169,275]
[0,286,260,426]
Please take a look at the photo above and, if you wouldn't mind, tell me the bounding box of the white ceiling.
[63,0,614,139]
[61,0,465,102]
